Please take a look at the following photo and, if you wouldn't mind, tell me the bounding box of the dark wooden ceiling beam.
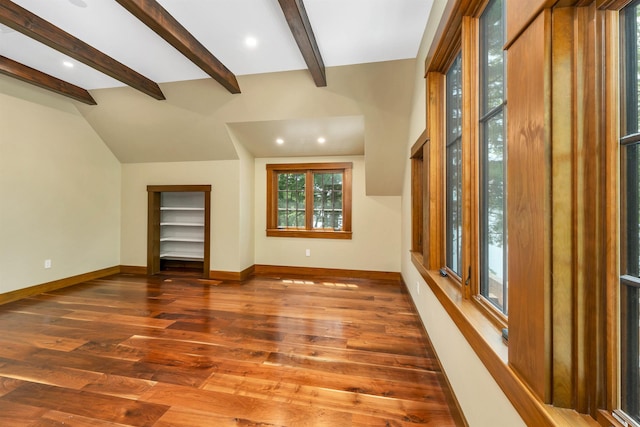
[115,0,240,94]
[0,0,165,100]
[278,0,326,87]
[0,55,96,105]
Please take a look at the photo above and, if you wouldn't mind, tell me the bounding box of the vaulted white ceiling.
[0,0,433,89]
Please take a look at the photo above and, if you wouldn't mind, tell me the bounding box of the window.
[266,163,352,239]
[446,53,463,277]
[620,1,640,424]
[479,0,507,314]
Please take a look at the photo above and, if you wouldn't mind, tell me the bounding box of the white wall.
[254,156,401,272]
[399,1,527,425]
[0,79,121,292]
[120,160,243,272]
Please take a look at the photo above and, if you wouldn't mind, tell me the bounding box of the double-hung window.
[446,53,463,277]
[479,0,507,314]
[266,163,352,239]
[619,1,640,424]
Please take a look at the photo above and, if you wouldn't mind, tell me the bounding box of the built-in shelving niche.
[147,185,211,277]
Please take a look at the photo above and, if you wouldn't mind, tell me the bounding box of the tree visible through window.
[479,0,507,314]
[446,53,463,277]
[267,163,352,239]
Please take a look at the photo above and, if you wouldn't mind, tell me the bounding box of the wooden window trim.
[266,162,352,240]
[412,252,606,427]
[414,2,630,427]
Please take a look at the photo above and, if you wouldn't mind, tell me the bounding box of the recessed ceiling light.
[63,61,74,68]
[276,138,284,145]
[245,36,258,48]
[317,137,326,144]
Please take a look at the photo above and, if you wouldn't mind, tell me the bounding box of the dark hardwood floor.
[0,273,464,426]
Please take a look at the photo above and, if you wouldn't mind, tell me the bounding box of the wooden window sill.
[410,251,604,427]
[266,229,352,240]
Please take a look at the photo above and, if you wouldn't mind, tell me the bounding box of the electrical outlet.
[305,249,311,257]
[44,259,52,269]
[416,281,420,295]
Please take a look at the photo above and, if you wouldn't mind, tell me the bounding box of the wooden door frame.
[147,185,211,278]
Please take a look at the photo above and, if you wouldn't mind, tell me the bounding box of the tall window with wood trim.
[446,53,463,277]
[620,1,640,424]
[266,162,352,240]
[479,0,507,314]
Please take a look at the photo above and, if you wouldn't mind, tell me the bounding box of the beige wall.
[0,78,121,293]
[231,129,256,270]
[400,1,527,425]
[254,156,401,272]
[78,60,416,197]
[120,160,243,272]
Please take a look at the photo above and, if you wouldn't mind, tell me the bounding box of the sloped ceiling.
[74,59,416,195]
[1,0,432,195]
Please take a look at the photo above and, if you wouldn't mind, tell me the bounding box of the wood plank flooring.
[0,273,464,426]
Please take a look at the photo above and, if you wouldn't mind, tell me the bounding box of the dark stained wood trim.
[0,266,120,306]
[114,0,240,94]
[425,0,485,72]
[203,189,211,278]
[265,163,352,238]
[147,185,212,193]
[410,129,429,159]
[147,190,161,276]
[277,0,326,87]
[266,229,353,240]
[210,265,255,282]
[597,0,635,10]
[266,162,353,171]
[147,185,212,278]
[254,265,401,282]
[0,55,96,105]
[120,265,148,275]
[0,0,165,100]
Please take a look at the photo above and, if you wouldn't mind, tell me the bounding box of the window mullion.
[306,170,313,230]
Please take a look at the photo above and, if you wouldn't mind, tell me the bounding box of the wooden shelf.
[160,252,204,261]
[160,207,205,211]
[148,186,211,278]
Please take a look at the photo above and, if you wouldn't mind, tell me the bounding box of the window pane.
[636,4,640,133]
[447,55,463,143]
[313,172,344,230]
[480,111,506,313]
[623,1,640,136]
[627,144,640,277]
[481,0,504,113]
[446,53,463,276]
[276,172,305,229]
[479,0,507,314]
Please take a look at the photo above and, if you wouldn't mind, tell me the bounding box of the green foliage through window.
[479,0,507,315]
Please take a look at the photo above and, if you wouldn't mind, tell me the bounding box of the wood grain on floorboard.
[0,273,464,426]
